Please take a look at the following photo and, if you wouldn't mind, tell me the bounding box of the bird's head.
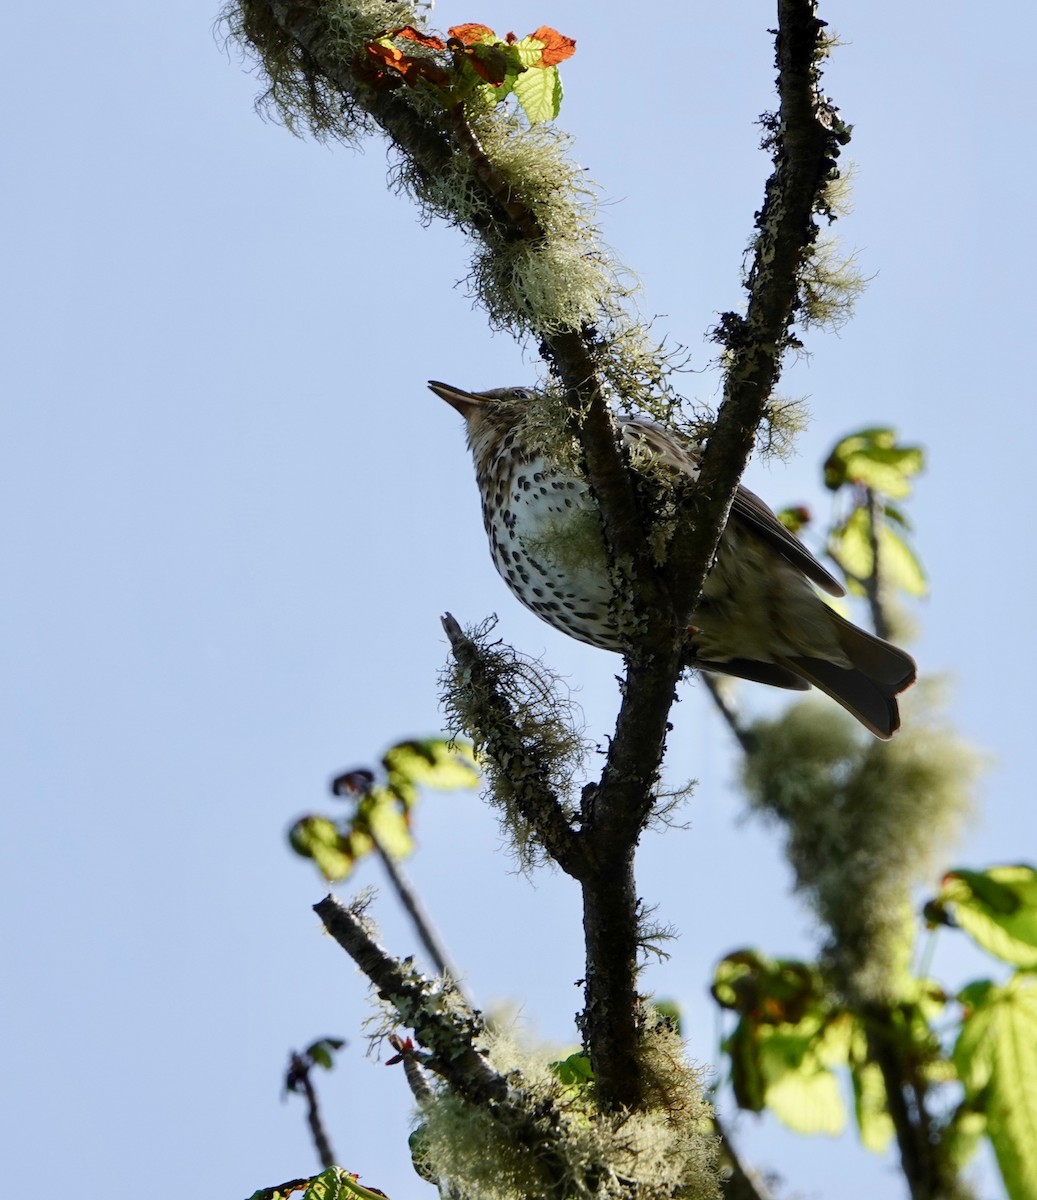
[428,380,535,420]
[428,381,540,462]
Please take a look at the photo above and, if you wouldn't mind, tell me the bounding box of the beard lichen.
[412,1019,720,1200]
[741,683,979,1004]
[440,619,587,870]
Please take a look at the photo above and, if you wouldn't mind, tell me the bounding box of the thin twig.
[713,1112,771,1200]
[287,1052,337,1170]
[371,833,467,994]
[864,486,892,640]
[702,676,759,756]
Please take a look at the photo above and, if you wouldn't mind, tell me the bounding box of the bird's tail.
[780,612,917,739]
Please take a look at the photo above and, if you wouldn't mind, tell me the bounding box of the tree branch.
[577,0,847,1111]
[235,0,847,1122]
[314,894,601,1200]
[863,1006,952,1200]
[314,894,509,1106]
[441,613,586,878]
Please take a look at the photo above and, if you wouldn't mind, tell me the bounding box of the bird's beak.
[428,380,486,420]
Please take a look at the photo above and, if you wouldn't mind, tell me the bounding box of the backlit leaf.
[366,790,414,860]
[938,866,1037,967]
[381,738,479,795]
[447,23,496,44]
[531,26,576,66]
[288,816,354,881]
[513,63,563,123]
[849,1023,893,1152]
[954,974,1037,1200]
[823,428,924,498]
[758,1016,848,1134]
[878,524,927,596]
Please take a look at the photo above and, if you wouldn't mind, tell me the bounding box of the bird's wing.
[619,415,846,598]
[730,484,845,597]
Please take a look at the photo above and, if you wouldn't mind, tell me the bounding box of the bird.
[429,380,916,738]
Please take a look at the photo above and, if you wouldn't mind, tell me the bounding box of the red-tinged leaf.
[364,41,450,88]
[366,41,409,73]
[531,26,576,66]
[448,23,496,45]
[467,42,511,85]
[392,25,445,50]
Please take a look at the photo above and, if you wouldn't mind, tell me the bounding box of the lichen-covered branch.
[314,894,719,1200]
[441,614,586,877]
[666,0,849,611]
[314,894,509,1105]
[579,0,847,1111]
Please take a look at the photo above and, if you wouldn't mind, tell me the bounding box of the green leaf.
[364,789,414,860]
[716,952,849,1135]
[549,1051,594,1089]
[512,35,546,68]
[288,816,354,881]
[944,1103,988,1173]
[305,1038,346,1070]
[939,866,1037,967]
[827,507,927,596]
[828,506,872,587]
[757,1015,848,1135]
[848,1023,893,1152]
[954,973,1037,1200]
[712,949,821,1024]
[823,428,925,498]
[512,63,562,123]
[301,1166,389,1200]
[883,501,913,531]
[878,524,927,596]
[382,738,479,802]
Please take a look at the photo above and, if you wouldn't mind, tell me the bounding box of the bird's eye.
[511,387,532,401]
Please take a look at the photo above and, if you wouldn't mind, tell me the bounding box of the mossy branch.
[440,613,585,877]
[315,894,510,1106]
[578,0,848,1112]
[313,894,695,1200]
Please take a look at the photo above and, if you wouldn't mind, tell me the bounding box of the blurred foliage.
[713,865,1037,1200]
[246,1165,389,1200]
[288,738,478,881]
[823,427,927,599]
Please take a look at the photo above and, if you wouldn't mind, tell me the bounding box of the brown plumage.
[429,381,917,738]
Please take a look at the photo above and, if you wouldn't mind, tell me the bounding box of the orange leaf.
[366,41,409,72]
[531,26,576,66]
[364,41,450,87]
[392,25,446,50]
[448,23,497,45]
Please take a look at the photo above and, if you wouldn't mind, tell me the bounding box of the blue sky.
[4,2,1034,1196]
